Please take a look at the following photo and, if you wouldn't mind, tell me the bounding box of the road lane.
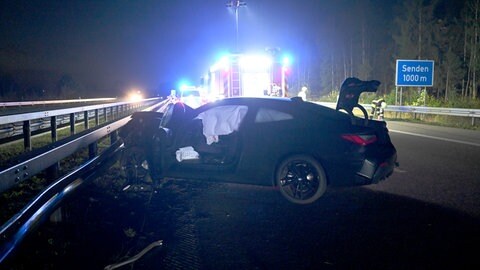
[387,121,480,146]
[368,121,480,218]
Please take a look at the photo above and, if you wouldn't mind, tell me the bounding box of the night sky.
[0,0,396,97]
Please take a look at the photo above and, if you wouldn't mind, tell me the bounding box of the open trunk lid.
[336,77,380,121]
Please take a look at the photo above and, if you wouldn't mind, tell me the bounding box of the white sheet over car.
[196,105,248,145]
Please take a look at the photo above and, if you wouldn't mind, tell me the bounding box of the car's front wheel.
[275,155,327,204]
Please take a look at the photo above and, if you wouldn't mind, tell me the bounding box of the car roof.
[194,96,293,109]
[194,97,349,120]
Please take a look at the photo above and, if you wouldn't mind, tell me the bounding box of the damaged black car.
[119,78,397,204]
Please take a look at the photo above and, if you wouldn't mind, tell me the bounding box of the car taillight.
[341,134,377,146]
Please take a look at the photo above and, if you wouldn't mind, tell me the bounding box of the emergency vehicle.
[203,53,290,99]
[178,85,206,108]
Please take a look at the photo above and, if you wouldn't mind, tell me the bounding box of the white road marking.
[389,129,480,147]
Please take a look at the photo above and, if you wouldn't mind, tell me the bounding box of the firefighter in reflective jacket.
[371,98,386,120]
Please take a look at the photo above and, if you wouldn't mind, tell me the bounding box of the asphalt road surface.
[378,121,480,218]
[3,121,479,269]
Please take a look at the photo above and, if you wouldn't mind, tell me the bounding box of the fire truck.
[203,53,290,99]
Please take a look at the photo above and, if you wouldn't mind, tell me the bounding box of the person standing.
[298,86,307,101]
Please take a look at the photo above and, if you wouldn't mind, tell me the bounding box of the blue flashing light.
[178,80,190,91]
[282,55,292,66]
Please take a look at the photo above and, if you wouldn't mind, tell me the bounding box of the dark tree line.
[300,0,479,104]
[1,0,478,104]
[0,72,86,101]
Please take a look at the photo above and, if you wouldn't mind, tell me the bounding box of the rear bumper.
[355,151,397,185]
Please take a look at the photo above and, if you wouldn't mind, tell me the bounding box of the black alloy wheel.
[276,155,327,204]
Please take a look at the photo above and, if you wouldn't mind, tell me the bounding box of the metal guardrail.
[0,116,131,193]
[386,105,480,118]
[0,97,117,107]
[0,98,170,263]
[317,102,480,125]
[0,137,124,263]
[0,98,166,192]
[0,98,160,124]
[0,98,161,150]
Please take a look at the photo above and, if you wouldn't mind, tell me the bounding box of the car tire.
[275,155,327,204]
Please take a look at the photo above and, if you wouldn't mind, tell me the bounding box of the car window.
[254,108,293,123]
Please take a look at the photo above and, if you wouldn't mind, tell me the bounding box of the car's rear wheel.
[276,155,327,204]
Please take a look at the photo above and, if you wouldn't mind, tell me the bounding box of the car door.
[234,103,304,185]
[167,104,249,179]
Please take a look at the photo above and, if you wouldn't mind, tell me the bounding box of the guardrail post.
[88,143,97,159]
[23,120,31,151]
[110,130,118,144]
[70,113,75,135]
[473,117,476,126]
[48,116,60,178]
[95,109,99,126]
[51,116,57,142]
[84,111,89,130]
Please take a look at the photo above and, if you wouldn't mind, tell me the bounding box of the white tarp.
[195,105,248,145]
